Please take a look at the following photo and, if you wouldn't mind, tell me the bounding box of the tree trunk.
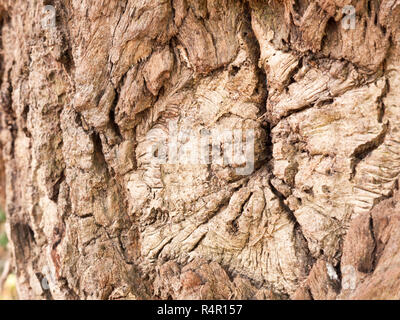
[0,0,399,300]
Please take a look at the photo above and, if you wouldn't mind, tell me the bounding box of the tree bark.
[0,0,399,299]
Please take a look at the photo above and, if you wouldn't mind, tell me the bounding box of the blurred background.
[0,154,17,299]
[0,206,17,299]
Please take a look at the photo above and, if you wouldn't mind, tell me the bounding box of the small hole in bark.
[230,66,240,76]
[48,71,56,81]
[22,105,29,122]
[302,186,314,196]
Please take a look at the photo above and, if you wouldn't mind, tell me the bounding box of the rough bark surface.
[0,0,399,299]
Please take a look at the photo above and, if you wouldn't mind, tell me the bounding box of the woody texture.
[0,0,399,300]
